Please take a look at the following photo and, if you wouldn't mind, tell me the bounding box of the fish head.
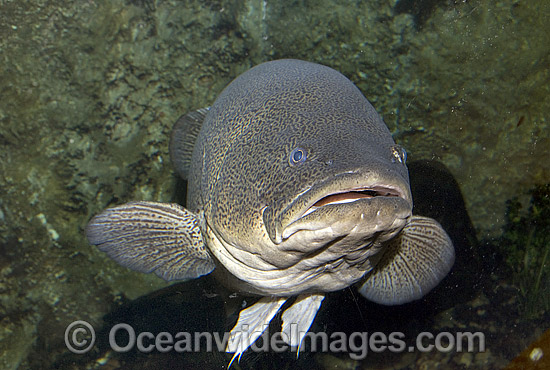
[204,60,415,294]
[255,111,414,284]
[263,133,412,249]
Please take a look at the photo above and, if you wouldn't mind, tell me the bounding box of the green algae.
[499,184,550,319]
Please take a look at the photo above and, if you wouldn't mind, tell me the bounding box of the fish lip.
[303,185,405,215]
[278,174,411,242]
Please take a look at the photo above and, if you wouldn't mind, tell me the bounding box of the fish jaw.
[264,169,412,246]
[282,189,411,240]
[206,195,412,296]
[278,195,412,253]
[204,171,414,296]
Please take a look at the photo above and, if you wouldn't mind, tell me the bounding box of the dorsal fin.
[169,107,209,180]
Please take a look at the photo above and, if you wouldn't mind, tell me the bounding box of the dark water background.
[0,0,549,369]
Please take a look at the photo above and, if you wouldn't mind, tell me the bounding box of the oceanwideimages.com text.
[65,321,485,360]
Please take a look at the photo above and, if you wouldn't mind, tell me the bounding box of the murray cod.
[86,59,455,362]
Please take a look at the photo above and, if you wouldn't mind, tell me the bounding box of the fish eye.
[289,147,307,166]
[391,145,407,164]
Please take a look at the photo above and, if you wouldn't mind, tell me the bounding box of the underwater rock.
[496,184,550,319]
[394,0,457,28]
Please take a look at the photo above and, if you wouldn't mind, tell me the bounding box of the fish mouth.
[261,169,413,245]
[279,183,410,241]
[301,186,404,218]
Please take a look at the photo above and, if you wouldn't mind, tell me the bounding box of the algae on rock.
[499,184,550,318]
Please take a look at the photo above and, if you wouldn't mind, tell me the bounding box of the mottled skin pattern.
[188,59,413,295]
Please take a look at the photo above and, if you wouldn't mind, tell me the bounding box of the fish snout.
[278,196,412,253]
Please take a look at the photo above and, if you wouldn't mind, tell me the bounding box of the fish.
[86,59,455,364]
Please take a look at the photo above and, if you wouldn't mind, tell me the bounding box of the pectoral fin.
[358,216,454,305]
[86,201,215,281]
